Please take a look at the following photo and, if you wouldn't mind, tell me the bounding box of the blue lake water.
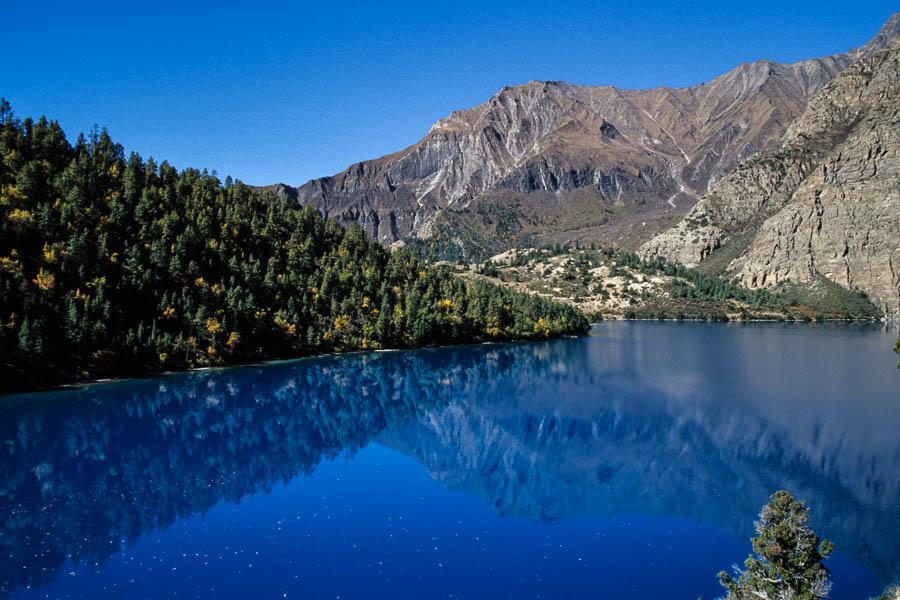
[2,322,899,599]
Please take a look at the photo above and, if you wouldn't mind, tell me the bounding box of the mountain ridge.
[642,37,900,315]
[269,14,899,256]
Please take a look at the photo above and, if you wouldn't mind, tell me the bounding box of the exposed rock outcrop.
[642,36,900,315]
[272,15,899,252]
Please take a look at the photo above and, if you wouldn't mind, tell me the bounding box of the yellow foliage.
[254,309,267,320]
[5,313,16,329]
[210,284,223,296]
[92,350,114,361]
[74,289,88,301]
[107,164,119,178]
[208,239,218,249]
[273,315,296,337]
[161,306,177,319]
[186,336,197,347]
[225,331,239,348]
[194,277,205,287]
[533,317,551,337]
[32,268,55,292]
[333,314,350,332]
[0,254,21,274]
[7,208,34,227]
[207,345,216,356]
[486,316,501,337]
[158,352,168,364]
[0,184,23,205]
[205,317,223,336]
[109,252,119,264]
[42,243,56,264]
[437,299,453,310]
[362,296,370,309]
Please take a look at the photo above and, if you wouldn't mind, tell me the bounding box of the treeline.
[0,100,588,391]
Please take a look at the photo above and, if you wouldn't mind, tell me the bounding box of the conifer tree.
[718,490,833,600]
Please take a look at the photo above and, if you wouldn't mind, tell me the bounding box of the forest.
[0,100,588,391]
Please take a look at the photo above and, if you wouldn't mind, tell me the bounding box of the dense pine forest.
[0,100,588,392]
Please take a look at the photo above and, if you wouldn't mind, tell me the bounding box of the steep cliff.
[272,15,898,256]
[642,37,900,315]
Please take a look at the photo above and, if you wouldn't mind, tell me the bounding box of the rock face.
[273,15,899,253]
[642,36,900,315]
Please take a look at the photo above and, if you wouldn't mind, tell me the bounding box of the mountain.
[0,104,587,392]
[642,37,900,315]
[271,14,899,258]
[378,337,900,582]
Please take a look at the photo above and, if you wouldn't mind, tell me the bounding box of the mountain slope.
[0,104,588,392]
[642,38,900,315]
[273,14,899,256]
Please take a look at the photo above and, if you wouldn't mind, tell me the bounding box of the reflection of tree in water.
[0,345,525,596]
[2,333,899,594]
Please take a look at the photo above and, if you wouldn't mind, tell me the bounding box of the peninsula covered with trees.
[0,101,588,392]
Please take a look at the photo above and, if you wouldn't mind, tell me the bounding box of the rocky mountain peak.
[275,14,899,265]
[642,38,900,315]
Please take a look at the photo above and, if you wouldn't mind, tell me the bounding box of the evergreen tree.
[718,490,833,600]
[873,585,899,600]
[0,99,589,391]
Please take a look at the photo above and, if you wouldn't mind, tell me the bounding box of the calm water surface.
[2,322,898,599]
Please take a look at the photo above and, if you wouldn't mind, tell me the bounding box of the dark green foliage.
[718,490,834,600]
[872,585,899,600]
[777,275,882,319]
[476,261,501,277]
[0,101,588,391]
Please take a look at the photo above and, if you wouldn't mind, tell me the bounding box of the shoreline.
[0,330,584,398]
[4,318,896,398]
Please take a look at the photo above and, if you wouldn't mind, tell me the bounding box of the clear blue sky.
[3,1,896,186]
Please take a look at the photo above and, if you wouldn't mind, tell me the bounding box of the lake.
[2,322,898,599]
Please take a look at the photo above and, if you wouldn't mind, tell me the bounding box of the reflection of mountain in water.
[379,327,900,582]
[1,324,898,594]
[0,348,497,595]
